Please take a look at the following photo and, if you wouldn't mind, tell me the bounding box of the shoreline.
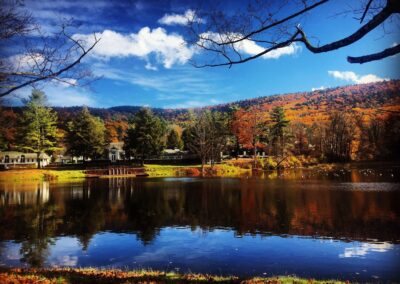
[0,267,347,284]
[0,160,398,182]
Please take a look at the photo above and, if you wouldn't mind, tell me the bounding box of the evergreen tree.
[123,108,166,165]
[20,90,59,168]
[166,129,182,149]
[270,106,290,156]
[66,107,106,160]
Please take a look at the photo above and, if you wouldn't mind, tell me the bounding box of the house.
[0,151,50,168]
[54,155,80,164]
[107,142,125,162]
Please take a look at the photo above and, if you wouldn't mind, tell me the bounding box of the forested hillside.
[1,80,399,163]
[50,80,400,124]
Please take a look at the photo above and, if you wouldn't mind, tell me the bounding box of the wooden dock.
[84,166,148,177]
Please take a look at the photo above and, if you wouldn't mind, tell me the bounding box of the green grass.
[145,163,250,177]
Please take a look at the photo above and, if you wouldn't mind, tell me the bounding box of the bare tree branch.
[360,0,375,23]
[0,34,100,97]
[190,0,400,67]
[347,43,400,63]
[0,1,100,98]
[207,0,329,46]
[296,3,393,53]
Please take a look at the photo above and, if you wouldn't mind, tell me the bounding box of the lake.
[0,167,399,281]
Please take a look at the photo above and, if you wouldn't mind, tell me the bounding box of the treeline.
[0,89,399,169]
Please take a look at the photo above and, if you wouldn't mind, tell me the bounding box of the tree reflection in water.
[0,170,399,267]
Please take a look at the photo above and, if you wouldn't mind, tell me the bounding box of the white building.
[107,142,125,162]
[0,151,50,168]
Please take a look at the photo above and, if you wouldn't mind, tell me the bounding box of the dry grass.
[0,169,86,182]
[0,268,348,284]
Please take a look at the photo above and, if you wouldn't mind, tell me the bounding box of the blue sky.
[5,0,400,108]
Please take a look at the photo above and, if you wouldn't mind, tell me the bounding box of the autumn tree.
[270,106,290,156]
[231,106,269,165]
[66,107,106,160]
[291,122,310,155]
[190,0,400,67]
[123,108,166,165]
[105,118,129,143]
[381,113,400,159]
[19,90,60,168]
[0,105,17,150]
[166,129,183,149]
[323,111,356,162]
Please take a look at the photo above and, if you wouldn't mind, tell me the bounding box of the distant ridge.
[10,80,400,124]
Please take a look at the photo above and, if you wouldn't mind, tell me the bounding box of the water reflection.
[0,174,399,280]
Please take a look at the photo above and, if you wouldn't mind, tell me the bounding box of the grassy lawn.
[0,169,86,182]
[145,163,251,177]
[0,268,347,284]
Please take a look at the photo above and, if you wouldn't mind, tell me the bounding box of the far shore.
[0,267,347,284]
[0,158,398,182]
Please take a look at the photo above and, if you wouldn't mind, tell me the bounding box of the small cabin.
[0,151,50,168]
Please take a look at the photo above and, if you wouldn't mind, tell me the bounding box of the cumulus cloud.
[158,9,204,26]
[73,27,195,68]
[198,32,300,60]
[328,70,388,84]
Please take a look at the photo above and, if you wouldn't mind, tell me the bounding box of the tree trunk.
[201,159,205,176]
[37,152,41,169]
[253,138,257,169]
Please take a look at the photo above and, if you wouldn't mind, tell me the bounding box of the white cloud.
[8,53,46,71]
[339,242,393,258]
[311,86,325,91]
[158,9,204,26]
[145,62,158,71]
[328,70,388,84]
[10,82,96,107]
[164,99,221,109]
[198,32,300,60]
[73,27,195,68]
[92,64,229,96]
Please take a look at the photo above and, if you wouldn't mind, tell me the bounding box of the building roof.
[0,151,50,159]
[163,148,183,154]
[108,142,124,150]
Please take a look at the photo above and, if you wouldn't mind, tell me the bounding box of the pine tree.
[123,108,166,165]
[66,107,106,160]
[166,129,182,149]
[20,90,59,168]
[270,106,289,156]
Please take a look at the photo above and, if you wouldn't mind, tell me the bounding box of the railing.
[84,166,147,177]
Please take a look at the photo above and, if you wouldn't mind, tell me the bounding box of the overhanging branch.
[347,44,400,63]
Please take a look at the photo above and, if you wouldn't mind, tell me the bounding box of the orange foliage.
[231,106,269,150]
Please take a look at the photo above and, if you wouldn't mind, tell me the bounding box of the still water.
[0,168,399,281]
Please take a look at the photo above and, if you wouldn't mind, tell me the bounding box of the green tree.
[19,90,59,168]
[166,129,183,149]
[185,111,229,174]
[66,107,106,160]
[270,106,290,156]
[123,108,166,165]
